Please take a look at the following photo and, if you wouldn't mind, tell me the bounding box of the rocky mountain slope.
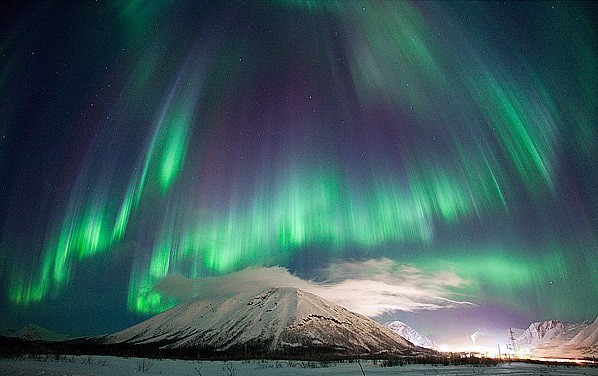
[102,287,427,357]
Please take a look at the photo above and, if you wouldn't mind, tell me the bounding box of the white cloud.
[314,259,472,316]
[154,258,472,317]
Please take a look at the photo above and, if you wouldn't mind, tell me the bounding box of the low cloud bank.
[155,258,472,317]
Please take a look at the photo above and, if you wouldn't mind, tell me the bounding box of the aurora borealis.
[0,1,597,344]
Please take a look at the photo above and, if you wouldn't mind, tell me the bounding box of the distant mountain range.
[0,323,67,342]
[101,287,429,358]
[383,317,597,359]
[385,320,436,348]
[517,317,598,358]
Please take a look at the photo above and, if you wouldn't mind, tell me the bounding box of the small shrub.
[135,358,155,372]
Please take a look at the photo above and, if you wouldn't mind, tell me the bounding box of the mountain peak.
[385,320,436,348]
[104,288,424,357]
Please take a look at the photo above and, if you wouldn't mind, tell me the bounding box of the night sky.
[1,1,597,346]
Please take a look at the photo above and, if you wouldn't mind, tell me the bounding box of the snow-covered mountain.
[0,323,67,342]
[567,317,598,350]
[518,320,582,347]
[385,321,436,348]
[517,318,597,358]
[103,287,425,357]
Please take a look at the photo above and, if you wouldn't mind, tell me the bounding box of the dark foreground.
[1,355,598,376]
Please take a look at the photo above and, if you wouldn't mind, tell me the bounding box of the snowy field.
[1,356,597,376]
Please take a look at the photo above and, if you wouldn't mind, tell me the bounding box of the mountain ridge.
[0,323,67,342]
[516,318,598,358]
[101,287,428,358]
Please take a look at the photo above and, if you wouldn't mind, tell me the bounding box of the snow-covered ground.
[1,355,597,376]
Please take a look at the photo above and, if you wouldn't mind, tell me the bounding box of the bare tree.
[223,360,237,376]
[135,358,155,372]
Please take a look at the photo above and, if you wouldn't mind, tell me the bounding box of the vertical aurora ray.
[468,71,559,195]
[8,201,114,304]
[6,38,206,306]
[157,109,189,192]
[129,226,176,313]
[111,185,135,243]
[134,98,194,197]
[133,61,201,197]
